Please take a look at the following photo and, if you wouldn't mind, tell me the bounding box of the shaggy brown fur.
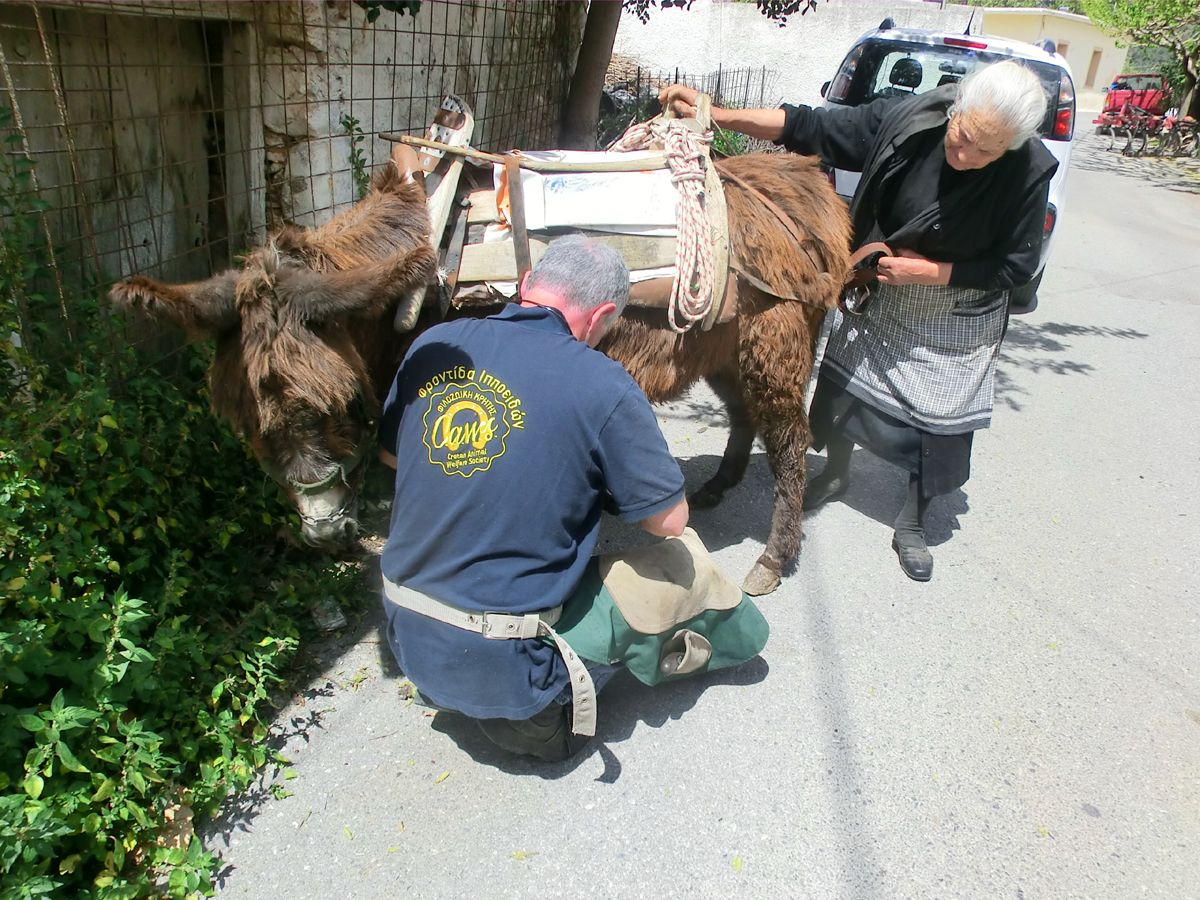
[112,148,851,590]
[600,153,851,594]
[110,147,436,543]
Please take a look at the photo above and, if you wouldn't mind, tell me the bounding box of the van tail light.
[944,37,988,50]
[1044,203,1057,238]
[1053,107,1073,137]
[1051,74,1075,140]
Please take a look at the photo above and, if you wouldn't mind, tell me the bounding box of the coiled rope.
[609,118,715,333]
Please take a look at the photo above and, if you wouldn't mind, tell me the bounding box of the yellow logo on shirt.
[419,366,524,477]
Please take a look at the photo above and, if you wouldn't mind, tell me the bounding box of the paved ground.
[205,130,1200,899]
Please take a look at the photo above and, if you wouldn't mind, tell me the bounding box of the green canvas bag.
[554,528,769,686]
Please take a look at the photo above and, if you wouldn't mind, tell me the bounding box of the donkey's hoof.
[742,562,781,596]
[688,483,725,510]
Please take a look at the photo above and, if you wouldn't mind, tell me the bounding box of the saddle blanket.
[494,150,678,236]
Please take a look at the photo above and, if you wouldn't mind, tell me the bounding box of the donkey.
[114,149,849,595]
[110,146,437,548]
[598,153,850,594]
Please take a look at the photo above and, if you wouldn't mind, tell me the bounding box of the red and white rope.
[610,119,714,333]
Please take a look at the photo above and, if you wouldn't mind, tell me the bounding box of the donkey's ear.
[276,243,438,324]
[109,271,239,338]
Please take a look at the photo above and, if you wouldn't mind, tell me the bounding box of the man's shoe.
[803,473,849,510]
[476,703,586,762]
[892,534,933,582]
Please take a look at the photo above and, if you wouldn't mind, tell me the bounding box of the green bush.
[1,108,360,898]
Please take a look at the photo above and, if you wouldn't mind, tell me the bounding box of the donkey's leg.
[738,305,824,596]
[691,371,756,509]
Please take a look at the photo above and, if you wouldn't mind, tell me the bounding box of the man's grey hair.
[525,235,630,315]
[954,60,1048,149]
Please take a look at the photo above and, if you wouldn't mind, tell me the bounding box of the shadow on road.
[803,450,968,548]
[1072,132,1200,195]
[205,632,372,890]
[995,318,1149,410]
[804,590,883,896]
[428,657,770,781]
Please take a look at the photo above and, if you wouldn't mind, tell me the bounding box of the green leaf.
[90,778,116,802]
[23,774,43,799]
[17,713,44,732]
[99,414,118,429]
[56,741,90,773]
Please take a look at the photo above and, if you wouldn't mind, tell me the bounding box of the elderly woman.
[660,61,1056,581]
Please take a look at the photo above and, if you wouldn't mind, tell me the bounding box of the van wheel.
[1009,269,1043,315]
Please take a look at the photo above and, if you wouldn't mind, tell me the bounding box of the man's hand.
[875,249,952,286]
[658,83,700,119]
[639,497,690,538]
[379,448,397,470]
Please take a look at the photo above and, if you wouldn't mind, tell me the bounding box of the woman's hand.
[658,83,700,118]
[876,249,952,286]
[656,85,786,140]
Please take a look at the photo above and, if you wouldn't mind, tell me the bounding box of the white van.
[820,22,1076,312]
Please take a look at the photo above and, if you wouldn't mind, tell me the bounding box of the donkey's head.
[111,148,436,548]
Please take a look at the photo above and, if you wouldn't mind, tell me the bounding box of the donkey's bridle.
[260,393,377,527]
[261,435,371,526]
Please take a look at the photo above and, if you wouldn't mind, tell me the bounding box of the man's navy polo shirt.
[379,304,684,720]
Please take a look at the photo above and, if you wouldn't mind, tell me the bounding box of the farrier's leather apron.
[383,528,769,737]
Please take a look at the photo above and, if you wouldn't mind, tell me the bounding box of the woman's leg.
[892,472,933,581]
[803,427,853,509]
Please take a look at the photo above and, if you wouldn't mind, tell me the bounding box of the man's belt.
[382,579,598,737]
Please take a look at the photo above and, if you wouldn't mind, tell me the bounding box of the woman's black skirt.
[809,370,973,498]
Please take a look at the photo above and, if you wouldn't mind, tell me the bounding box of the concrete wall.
[613,0,982,109]
[980,9,1127,112]
[613,0,1125,114]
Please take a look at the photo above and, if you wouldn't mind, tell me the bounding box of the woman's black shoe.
[803,473,849,510]
[891,534,933,581]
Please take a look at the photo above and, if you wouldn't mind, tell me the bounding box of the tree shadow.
[1071,132,1200,194]
[994,318,1149,411]
[426,657,770,781]
[654,393,731,428]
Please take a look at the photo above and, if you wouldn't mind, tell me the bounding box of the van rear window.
[826,38,1068,139]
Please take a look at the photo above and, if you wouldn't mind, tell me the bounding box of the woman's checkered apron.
[821,282,1006,435]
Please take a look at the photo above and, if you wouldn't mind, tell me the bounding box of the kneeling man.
[379,236,765,761]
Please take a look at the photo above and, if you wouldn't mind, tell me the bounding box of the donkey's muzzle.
[302,515,359,548]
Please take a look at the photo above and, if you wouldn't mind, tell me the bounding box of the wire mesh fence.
[0,0,584,345]
[601,55,784,151]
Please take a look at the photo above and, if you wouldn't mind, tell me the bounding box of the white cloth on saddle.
[493,150,678,236]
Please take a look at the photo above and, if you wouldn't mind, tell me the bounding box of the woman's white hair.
[954,60,1048,149]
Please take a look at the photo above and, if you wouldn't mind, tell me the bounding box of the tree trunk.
[1183,54,1200,118]
[559,0,623,150]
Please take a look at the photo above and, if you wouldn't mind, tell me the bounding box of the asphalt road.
[206,132,1200,899]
